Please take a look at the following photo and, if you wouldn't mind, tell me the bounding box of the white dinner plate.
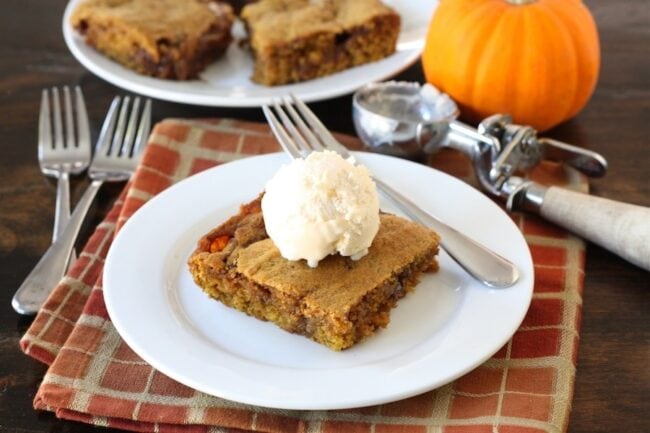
[62,0,437,107]
[104,152,534,410]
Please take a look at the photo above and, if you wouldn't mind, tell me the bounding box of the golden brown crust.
[70,0,235,79]
[237,215,438,312]
[188,196,440,350]
[242,0,397,46]
[240,0,401,85]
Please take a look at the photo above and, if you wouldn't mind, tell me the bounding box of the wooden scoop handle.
[540,186,650,271]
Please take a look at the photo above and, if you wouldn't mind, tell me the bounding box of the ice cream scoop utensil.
[262,95,520,288]
[353,81,650,271]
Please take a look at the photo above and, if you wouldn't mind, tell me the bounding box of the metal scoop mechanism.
[353,81,608,212]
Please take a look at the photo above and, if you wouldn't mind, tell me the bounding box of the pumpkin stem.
[505,0,537,5]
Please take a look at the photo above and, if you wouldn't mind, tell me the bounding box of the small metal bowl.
[352,81,459,160]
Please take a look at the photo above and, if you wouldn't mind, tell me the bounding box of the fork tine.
[74,86,91,152]
[121,97,141,157]
[63,86,75,149]
[111,96,130,156]
[272,99,311,157]
[281,97,325,152]
[39,89,52,154]
[95,96,121,156]
[289,94,340,148]
[131,98,151,158]
[262,105,302,159]
[52,87,64,150]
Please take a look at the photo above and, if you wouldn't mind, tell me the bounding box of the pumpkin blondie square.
[70,0,235,80]
[240,0,401,85]
[188,196,440,351]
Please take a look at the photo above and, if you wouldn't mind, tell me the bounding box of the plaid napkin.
[21,118,586,433]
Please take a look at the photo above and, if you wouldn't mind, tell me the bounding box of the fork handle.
[55,172,77,265]
[373,178,519,288]
[54,172,71,241]
[12,179,103,315]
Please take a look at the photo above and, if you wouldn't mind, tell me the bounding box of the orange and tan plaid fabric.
[21,118,586,433]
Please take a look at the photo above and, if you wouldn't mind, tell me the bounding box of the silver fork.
[263,95,519,288]
[12,96,152,315]
[39,86,91,262]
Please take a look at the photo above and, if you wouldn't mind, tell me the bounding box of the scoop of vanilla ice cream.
[261,150,380,268]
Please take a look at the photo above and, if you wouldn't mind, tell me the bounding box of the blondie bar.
[240,0,401,85]
[188,196,439,351]
[71,0,235,80]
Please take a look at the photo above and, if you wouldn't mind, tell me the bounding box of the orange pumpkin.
[422,0,600,131]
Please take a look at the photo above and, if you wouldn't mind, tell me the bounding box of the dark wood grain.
[0,1,648,432]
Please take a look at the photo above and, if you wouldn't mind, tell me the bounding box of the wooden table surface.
[1,1,648,432]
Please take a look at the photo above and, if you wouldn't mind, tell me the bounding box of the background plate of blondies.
[103,152,534,410]
[62,0,438,106]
